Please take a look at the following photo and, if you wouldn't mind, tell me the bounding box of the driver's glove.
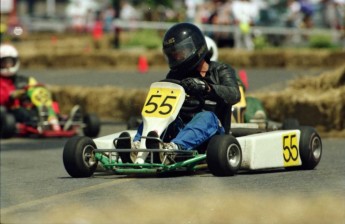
[181,78,209,95]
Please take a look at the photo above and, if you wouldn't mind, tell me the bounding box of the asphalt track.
[1,68,344,223]
[20,67,326,92]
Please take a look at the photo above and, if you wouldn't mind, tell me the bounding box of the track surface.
[22,67,326,92]
[1,68,344,223]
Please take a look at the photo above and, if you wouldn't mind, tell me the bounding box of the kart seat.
[217,104,232,135]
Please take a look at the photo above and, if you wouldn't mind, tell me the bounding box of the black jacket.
[166,61,240,132]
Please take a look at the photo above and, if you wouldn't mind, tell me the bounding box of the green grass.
[121,29,162,49]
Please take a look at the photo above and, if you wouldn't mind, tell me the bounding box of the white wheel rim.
[311,137,322,160]
[227,143,241,167]
[82,144,96,167]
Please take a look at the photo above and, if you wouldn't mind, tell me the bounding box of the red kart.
[0,84,100,138]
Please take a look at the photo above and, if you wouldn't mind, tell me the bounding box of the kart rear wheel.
[206,135,242,176]
[299,126,322,170]
[83,113,101,137]
[63,136,98,178]
[0,112,16,139]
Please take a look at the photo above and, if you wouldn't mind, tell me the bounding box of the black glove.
[181,78,208,95]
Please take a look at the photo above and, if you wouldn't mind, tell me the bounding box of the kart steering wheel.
[159,79,205,113]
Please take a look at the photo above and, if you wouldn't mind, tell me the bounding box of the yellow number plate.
[30,87,53,107]
[142,87,182,118]
[282,133,300,166]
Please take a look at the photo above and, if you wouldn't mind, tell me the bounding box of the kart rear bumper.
[17,124,79,137]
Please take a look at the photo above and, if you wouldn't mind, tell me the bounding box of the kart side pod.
[236,126,322,170]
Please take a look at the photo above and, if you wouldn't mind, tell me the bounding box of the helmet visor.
[0,57,17,69]
[164,37,196,68]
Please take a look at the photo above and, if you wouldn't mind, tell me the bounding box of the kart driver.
[0,43,61,131]
[131,23,240,151]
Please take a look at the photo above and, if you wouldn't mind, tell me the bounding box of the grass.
[120,29,163,49]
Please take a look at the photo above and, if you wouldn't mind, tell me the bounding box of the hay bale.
[289,65,345,89]
[49,85,147,121]
[253,65,345,131]
[48,65,345,135]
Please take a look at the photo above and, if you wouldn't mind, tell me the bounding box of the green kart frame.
[63,132,242,177]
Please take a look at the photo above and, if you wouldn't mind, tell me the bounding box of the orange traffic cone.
[138,55,149,73]
[239,69,249,90]
[51,35,57,44]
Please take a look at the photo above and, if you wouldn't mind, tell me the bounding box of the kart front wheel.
[299,126,322,170]
[0,112,16,139]
[63,136,98,178]
[83,113,101,137]
[206,135,242,176]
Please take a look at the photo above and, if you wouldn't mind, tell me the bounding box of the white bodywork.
[237,130,302,170]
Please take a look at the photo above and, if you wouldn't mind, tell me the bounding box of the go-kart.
[0,84,101,138]
[62,80,322,177]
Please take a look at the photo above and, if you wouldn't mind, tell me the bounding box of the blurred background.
[1,0,344,132]
[1,0,344,50]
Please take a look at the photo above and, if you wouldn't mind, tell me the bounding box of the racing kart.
[62,80,322,177]
[0,84,101,138]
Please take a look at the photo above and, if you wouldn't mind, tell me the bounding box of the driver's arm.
[207,64,241,105]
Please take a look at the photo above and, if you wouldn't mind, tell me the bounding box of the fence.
[113,19,343,47]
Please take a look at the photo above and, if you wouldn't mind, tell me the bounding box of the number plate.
[282,132,300,166]
[142,87,182,118]
[29,87,53,107]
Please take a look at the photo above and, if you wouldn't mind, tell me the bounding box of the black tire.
[206,135,242,176]
[282,118,300,130]
[299,126,322,170]
[83,113,101,137]
[0,112,17,139]
[63,136,98,178]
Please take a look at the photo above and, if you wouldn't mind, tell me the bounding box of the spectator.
[285,0,302,28]
[65,0,99,33]
[321,0,345,30]
[232,0,258,50]
[92,11,104,49]
[185,0,198,23]
[299,0,315,28]
[65,0,88,33]
[103,4,115,32]
[120,1,139,21]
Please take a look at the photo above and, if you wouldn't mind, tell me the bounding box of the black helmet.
[163,23,208,73]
